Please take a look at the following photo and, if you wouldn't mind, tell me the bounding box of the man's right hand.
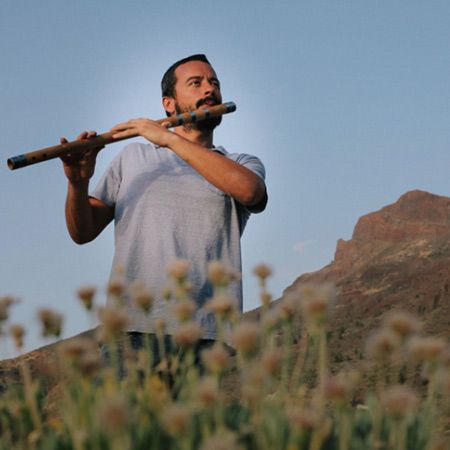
[60,131,105,184]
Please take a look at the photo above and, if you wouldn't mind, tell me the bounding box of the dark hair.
[161,54,211,98]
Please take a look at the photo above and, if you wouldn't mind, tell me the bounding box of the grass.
[0,261,449,450]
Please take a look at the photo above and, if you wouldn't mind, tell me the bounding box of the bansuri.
[7,102,236,170]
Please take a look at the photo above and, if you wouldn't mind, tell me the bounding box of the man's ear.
[162,96,176,116]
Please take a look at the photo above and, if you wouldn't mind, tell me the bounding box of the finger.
[110,122,133,132]
[60,152,82,164]
[87,131,98,138]
[111,129,135,139]
[76,131,89,140]
[160,121,171,129]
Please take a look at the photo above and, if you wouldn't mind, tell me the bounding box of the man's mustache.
[196,96,220,108]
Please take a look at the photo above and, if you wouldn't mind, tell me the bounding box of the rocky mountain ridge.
[280,190,450,366]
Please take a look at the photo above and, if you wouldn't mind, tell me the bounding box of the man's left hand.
[111,119,173,147]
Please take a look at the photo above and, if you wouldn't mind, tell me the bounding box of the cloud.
[292,240,316,254]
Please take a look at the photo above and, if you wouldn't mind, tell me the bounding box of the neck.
[174,126,214,148]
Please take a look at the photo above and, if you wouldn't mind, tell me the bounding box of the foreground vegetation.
[0,261,449,449]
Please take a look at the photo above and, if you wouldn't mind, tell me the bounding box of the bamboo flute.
[7,102,236,170]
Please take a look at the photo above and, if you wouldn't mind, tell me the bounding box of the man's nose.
[203,80,216,95]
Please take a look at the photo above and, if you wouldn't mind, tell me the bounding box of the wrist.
[165,130,181,149]
[68,179,90,194]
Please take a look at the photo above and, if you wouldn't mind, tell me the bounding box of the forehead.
[174,60,218,81]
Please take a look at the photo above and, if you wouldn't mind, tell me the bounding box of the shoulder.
[215,146,266,180]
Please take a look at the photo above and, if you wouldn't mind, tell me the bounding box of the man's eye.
[190,80,200,86]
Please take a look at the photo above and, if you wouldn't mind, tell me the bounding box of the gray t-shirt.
[91,141,266,338]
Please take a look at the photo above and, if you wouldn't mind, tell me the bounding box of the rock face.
[2,190,450,390]
[282,190,450,365]
[335,190,450,266]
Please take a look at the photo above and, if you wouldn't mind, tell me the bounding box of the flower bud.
[76,286,96,311]
[161,404,192,435]
[231,321,261,356]
[173,322,202,347]
[167,259,190,282]
[382,385,418,419]
[38,308,63,338]
[9,324,25,350]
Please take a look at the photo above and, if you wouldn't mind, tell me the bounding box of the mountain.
[279,189,450,366]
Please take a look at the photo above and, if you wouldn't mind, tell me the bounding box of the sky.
[1,0,449,357]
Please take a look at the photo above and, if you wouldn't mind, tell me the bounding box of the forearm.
[167,134,266,206]
[65,181,97,244]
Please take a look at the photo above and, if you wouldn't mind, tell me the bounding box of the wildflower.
[324,375,352,408]
[207,261,239,286]
[436,368,450,395]
[241,384,259,406]
[154,317,166,335]
[60,337,102,376]
[60,337,93,359]
[106,278,125,298]
[96,394,131,435]
[130,282,153,313]
[299,283,335,330]
[195,377,219,408]
[167,259,190,282]
[260,347,282,377]
[439,346,450,369]
[279,293,300,322]
[261,308,282,332]
[365,328,399,360]
[97,306,129,339]
[201,343,231,373]
[408,336,446,364]
[76,286,96,311]
[231,321,261,356]
[161,404,192,435]
[38,308,63,337]
[78,351,102,378]
[206,294,238,319]
[200,430,242,450]
[428,437,450,450]
[162,287,172,301]
[253,263,272,281]
[382,385,419,419]
[384,310,422,341]
[173,299,196,322]
[0,296,17,322]
[260,291,272,308]
[173,321,202,347]
[9,324,25,350]
[285,406,318,431]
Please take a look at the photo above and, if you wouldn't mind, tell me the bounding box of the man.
[61,54,267,345]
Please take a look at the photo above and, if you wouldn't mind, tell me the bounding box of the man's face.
[167,60,223,131]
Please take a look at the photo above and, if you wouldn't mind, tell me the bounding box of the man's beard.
[175,96,222,132]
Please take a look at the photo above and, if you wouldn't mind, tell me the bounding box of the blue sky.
[1,0,449,356]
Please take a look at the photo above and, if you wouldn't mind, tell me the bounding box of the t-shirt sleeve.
[235,153,268,214]
[90,152,123,206]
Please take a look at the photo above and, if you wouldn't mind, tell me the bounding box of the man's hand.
[111,119,173,148]
[60,131,105,184]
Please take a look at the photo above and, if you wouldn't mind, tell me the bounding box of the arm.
[61,132,114,244]
[110,120,267,208]
[166,134,266,208]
